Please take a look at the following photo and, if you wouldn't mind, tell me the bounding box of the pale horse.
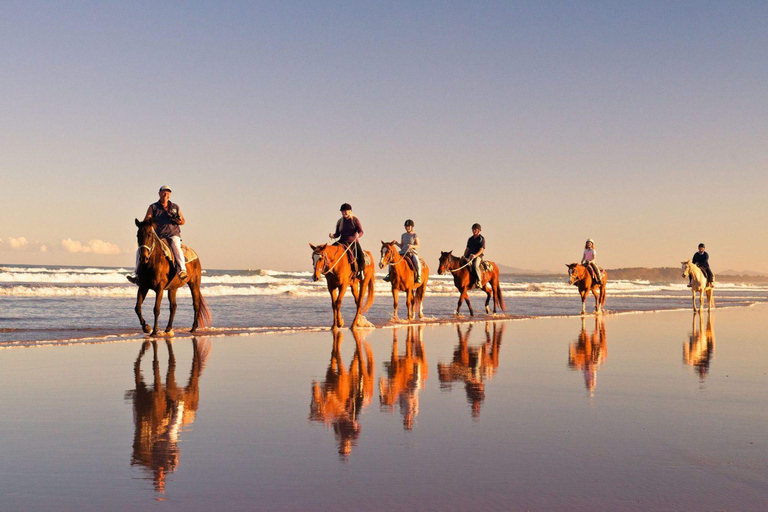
[682,260,714,312]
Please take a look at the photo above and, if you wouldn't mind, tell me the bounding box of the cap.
[587,239,594,244]
[340,203,352,211]
[698,243,705,248]
[159,185,172,193]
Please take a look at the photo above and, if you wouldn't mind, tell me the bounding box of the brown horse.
[379,241,429,321]
[437,251,505,316]
[310,243,375,329]
[566,263,606,315]
[134,219,211,336]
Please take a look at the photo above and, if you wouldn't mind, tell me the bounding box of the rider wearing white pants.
[127,185,188,284]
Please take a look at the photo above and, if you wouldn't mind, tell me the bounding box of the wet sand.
[2,305,768,511]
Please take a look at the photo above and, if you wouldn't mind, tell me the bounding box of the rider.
[127,185,188,284]
[463,223,485,289]
[328,203,366,279]
[386,219,421,283]
[691,243,714,287]
[581,239,601,285]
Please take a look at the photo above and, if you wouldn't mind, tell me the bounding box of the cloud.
[61,238,121,255]
[40,245,48,253]
[9,237,29,249]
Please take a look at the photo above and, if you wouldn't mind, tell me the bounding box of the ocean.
[2,263,767,347]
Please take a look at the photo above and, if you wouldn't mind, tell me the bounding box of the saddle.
[158,238,199,266]
[481,261,494,272]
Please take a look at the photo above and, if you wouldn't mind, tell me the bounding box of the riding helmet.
[340,203,352,212]
[404,219,414,227]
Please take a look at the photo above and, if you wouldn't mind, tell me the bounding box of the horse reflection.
[309,329,374,459]
[568,317,607,395]
[437,322,505,419]
[684,312,715,380]
[379,326,428,430]
[125,337,211,493]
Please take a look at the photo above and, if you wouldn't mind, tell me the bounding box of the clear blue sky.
[1,1,767,272]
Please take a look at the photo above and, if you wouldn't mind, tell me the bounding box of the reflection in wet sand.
[684,312,716,380]
[309,329,374,459]
[568,317,607,396]
[125,337,211,493]
[437,322,505,419]
[379,325,428,430]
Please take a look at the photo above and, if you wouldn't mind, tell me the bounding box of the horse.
[379,241,429,321]
[566,263,606,315]
[437,251,505,316]
[310,243,375,329]
[682,260,714,312]
[134,219,211,336]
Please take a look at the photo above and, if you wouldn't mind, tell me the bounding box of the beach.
[2,303,768,510]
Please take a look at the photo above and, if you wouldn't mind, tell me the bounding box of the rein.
[445,256,472,273]
[383,246,408,267]
[138,228,161,257]
[320,243,355,275]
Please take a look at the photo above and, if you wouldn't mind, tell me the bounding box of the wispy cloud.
[61,238,121,255]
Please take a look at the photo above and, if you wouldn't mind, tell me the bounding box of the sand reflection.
[684,312,716,380]
[379,325,428,430]
[125,337,211,494]
[568,317,607,396]
[309,329,375,459]
[437,322,505,419]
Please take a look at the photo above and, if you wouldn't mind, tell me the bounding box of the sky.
[1,1,767,273]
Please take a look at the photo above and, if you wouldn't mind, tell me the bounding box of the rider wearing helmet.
[581,239,601,285]
[691,243,714,287]
[463,223,485,289]
[389,219,421,283]
[328,203,366,279]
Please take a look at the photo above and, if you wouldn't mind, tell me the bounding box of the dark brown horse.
[310,243,375,329]
[379,241,429,321]
[437,251,505,316]
[134,219,211,336]
[566,263,606,315]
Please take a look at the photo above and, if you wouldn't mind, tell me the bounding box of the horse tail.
[361,273,375,313]
[196,294,212,329]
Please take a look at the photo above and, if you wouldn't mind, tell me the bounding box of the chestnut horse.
[566,263,606,315]
[134,219,211,336]
[310,243,375,329]
[682,260,714,312]
[379,241,429,321]
[437,251,505,316]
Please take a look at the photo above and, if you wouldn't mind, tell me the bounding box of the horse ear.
[381,240,385,245]
[309,243,316,250]
[135,218,141,227]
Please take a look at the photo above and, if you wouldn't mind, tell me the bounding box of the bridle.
[381,244,406,267]
[138,226,159,260]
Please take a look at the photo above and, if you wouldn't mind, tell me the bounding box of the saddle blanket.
[159,239,199,266]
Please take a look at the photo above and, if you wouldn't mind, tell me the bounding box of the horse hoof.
[485,306,491,314]
[142,325,151,334]
[150,330,158,337]
[165,330,175,337]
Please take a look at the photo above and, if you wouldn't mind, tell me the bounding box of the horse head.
[437,251,453,275]
[135,218,157,264]
[310,243,328,282]
[566,263,581,285]
[681,260,692,278]
[379,240,398,269]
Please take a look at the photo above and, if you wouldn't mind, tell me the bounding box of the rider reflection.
[568,317,607,396]
[125,338,210,494]
[684,312,716,380]
[379,326,428,430]
[309,329,374,459]
[437,322,505,419]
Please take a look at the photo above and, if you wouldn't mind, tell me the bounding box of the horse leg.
[580,290,587,315]
[151,288,163,336]
[189,280,201,332]
[165,288,177,335]
[349,280,363,328]
[406,289,415,321]
[463,290,474,316]
[416,284,425,319]
[391,288,400,321]
[484,284,492,314]
[329,288,342,329]
[592,287,600,314]
[135,287,151,334]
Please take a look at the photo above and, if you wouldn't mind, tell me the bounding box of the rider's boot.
[177,266,189,283]
[383,270,391,282]
[126,274,139,285]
